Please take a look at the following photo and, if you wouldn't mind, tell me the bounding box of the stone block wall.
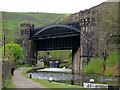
[2,60,10,88]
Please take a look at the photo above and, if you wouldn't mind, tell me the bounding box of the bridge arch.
[21,22,81,78]
[32,24,80,40]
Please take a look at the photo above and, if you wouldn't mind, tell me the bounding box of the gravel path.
[12,68,49,89]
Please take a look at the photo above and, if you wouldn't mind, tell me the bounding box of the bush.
[5,43,24,63]
[59,59,72,69]
[2,74,16,89]
[106,52,118,67]
[83,52,119,76]
[104,52,119,76]
[16,64,32,68]
[83,57,102,74]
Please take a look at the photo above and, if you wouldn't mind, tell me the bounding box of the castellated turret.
[20,23,34,64]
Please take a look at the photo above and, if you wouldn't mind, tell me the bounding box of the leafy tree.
[5,43,24,63]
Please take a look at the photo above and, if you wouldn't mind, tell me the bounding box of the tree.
[5,43,24,63]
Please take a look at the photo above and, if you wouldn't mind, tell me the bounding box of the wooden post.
[3,34,6,59]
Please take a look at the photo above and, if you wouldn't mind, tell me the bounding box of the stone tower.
[79,10,98,65]
[78,10,98,86]
[20,23,35,64]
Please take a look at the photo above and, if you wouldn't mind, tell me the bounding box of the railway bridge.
[20,10,98,85]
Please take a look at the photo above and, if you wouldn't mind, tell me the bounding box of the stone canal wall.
[0,60,1,90]
[2,60,11,88]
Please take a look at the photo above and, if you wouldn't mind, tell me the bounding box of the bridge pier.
[30,41,37,64]
[72,47,80,85]
[72,48,80,74]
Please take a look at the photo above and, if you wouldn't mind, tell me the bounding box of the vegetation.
[83,57,103,75]
[31,79,82,89]
[2,12,69,43]
[48,50,72,68]
[59,59,72,68]
[38,50,72,68]
[62,2,119,55]
[2,74,16,89]
[48,50,72,60]
[106,52,118,67]
[105,52,119,76]
[1,2,119,78]
[16,64,32,68]
[22,69,82,89]
[63,2,119,77]
[2,12,70,64]
[0,47,2,59]
[5,43,24,64]
[83,52,119,76]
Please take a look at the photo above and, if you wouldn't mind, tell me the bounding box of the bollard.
[49,77,53,82]
[89,79,94,83]
[29,73,32,78]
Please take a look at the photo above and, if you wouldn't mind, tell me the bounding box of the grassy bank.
[2,74,16,89]
[22,69,83,89]
[83,52,119,76]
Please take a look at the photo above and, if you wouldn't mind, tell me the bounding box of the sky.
[0,0,108,13]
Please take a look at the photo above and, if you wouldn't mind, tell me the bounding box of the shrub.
[83,57,102,74]
[5,43,24,63]
[106,52,118,67]
[83,52,119,76]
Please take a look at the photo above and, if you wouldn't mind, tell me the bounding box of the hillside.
[53,2,119,54]
[52,2,119,76]
[1,2,119,76]
[90,2,118,54]
[2,12,69,43]
[65,2,119,76]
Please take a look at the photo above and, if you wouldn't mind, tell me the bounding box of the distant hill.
[2,2,119,72]
[2,12,69,43]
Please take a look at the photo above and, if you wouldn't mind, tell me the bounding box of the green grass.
[22,68,83,90]
[106,52,118,67]
[104,52,119,76]
[83,57,102,75]
[38,50,72,68]
[31,79,82,89]
[83,52,119,76]
[2,74,16,89]
[2,12,68,43]
[48,50,72,60]
[15,64,32,68]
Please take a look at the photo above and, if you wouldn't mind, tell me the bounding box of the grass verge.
[83,52,119,76]
[22,68,83,90]
[2,74,16,89]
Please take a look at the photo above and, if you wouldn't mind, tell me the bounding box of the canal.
[27,68,119,86]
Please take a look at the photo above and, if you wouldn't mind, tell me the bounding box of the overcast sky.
[0,0,108,13]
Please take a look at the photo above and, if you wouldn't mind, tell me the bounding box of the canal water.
[27,68,119,86]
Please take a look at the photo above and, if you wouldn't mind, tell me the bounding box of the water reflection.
[28,72,80,81]
[37,68,72,73]
[27,68,118,86]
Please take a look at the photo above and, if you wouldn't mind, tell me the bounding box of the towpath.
[12,68,48,89]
